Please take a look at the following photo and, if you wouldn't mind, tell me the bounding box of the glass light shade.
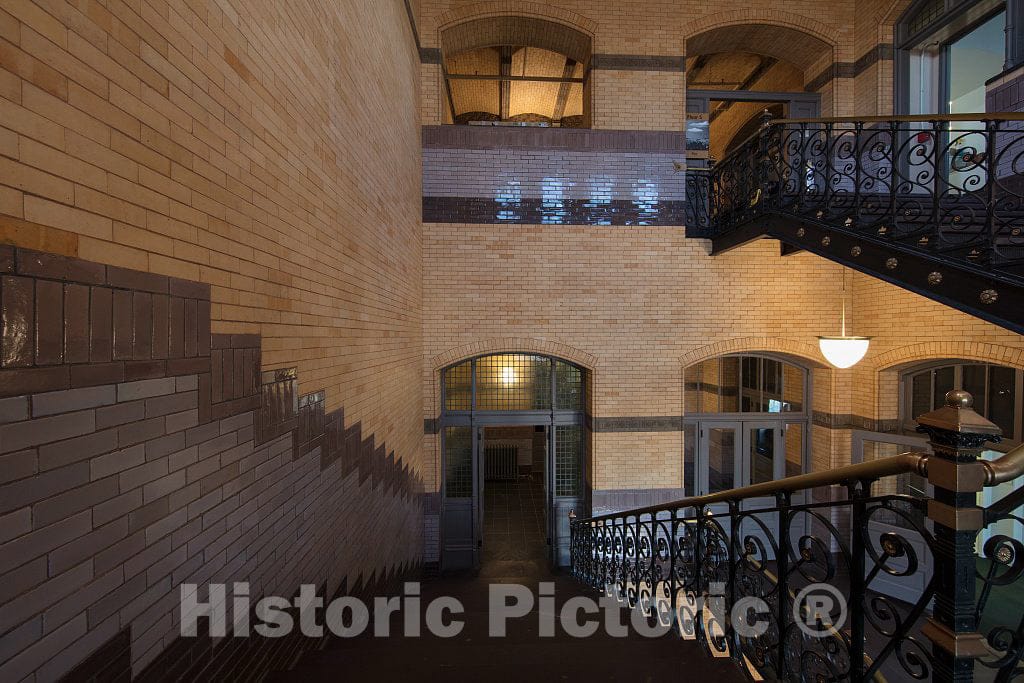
[818,336,870,369]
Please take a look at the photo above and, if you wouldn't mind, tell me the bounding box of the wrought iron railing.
[686,113,1024,281]
[569,391,1024,682]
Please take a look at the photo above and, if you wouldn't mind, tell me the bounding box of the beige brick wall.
[0,0,424,476]
[422,224,859,491]
[417,0,865,131]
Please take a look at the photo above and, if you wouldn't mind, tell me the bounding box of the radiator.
[484,444,518,481]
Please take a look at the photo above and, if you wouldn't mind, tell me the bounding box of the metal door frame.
[438,354,589,571]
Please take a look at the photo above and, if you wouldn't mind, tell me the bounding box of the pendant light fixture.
[818,268,870,369]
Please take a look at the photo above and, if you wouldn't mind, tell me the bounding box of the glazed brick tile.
[2,275,35,368]
[145,391,197,420]
[111,289,133,361]
[165,357,209,376]
[128,497,169,532]
[90,445,147,481]
[151,294,169,360]
[198,300,211,356]
[144,509,186,546]
[86,572,145,624]
[117,416,166,448]
[70,362,125,389]
[117,377,177,403]
[34,279,64,365]
[88,287,113,364]
[40,570,123,641]
[167,445,198,473]
[63,284,90,364]
[0,245,13,274]
[165,408,199,435]
[198,461,238,496]
[0,507,32,544]
[118,458,168,493]
[0,562,94,635]
[175,375,198,392]
[145,431,185,461]
[16,250,105,285]
[0,511,91,575]
[124,359,168,381]
[0,366,71,397]
[31,385,116,418]
[132,292,153,360]
[33,477,120,528]
[183,299,198,358]
[167,297,184,359]
[168,277,210,300]
[0,558,47,607]
[106,267,168,295]
[0,448,36,485]
[0,409,96,454]
[93,489,144,527]
[37,429,118,471]
[95,400,146,430]
[0,395,29,424]
[168,481,200,512]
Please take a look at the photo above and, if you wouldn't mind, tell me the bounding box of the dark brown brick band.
[0,246,423,682]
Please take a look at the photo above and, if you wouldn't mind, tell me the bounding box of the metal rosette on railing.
[976,506,1024,679]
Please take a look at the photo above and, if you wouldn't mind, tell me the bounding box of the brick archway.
[682,10,845,71]
[679,336,827,369]
[873,342,1024,372]
[436,2,597,37]
[432,337,599,371]
[682,9,842,50]
[438,11,594,65]
[872,342,1024,423]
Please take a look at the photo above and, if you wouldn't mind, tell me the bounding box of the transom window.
[684,354,807,415]
[902,361,1022,443]
[443,354,584,412]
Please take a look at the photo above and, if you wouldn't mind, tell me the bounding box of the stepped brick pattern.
[0,246,423,681]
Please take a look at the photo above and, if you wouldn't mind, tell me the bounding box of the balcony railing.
[569,391,1024,682]
[684,113,1024,334]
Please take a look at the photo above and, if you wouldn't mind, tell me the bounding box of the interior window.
[685,355,806,415]
[903,362,1020,442]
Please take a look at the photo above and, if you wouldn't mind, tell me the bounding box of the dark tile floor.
[276,473,747,682]
[480,475,549,578]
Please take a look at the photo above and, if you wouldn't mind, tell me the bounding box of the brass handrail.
[580,442,1024,523]
[772,112,1024,125]
[982,441,1024,485]
[579,452,929,522]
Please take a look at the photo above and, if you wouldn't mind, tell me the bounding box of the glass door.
[696,421,808,561]
[440,425,481,570]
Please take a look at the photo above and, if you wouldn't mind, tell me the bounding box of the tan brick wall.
[0,0,424,476]
[851,271,1024,433]
[417,0,864,131]
[422,224,858,491]
[590,69,684,131]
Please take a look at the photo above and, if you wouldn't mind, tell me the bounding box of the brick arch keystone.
[679,337,828,369]
[431,338,599,371]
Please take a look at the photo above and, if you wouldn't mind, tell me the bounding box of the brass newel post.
[916,390,1002,682]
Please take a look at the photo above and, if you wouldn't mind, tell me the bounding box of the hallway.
[280,475,746,682]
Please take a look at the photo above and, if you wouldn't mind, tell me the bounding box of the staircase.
[568,392,1024,682]
[684,113,1024,334]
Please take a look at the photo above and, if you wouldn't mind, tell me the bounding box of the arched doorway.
[440,353,588,570]
[683,21,832,164]
[683,353,810,497]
